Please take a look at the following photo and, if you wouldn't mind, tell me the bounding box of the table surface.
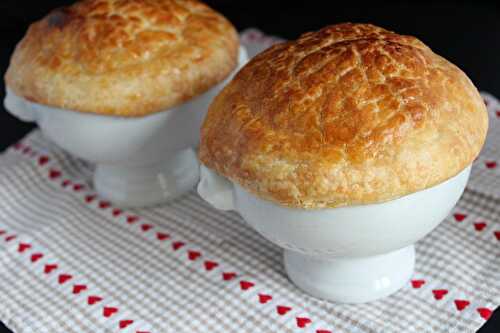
[0,1,498,332]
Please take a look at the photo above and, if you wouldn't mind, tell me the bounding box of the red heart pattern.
[477,307,492,320]
[240,281,255,291]
[172,241,185,251]
[31,253,43,262]
[432,289,448,300]
[87,296,103,305]
[222,272,237,281]
[204,261,218,271]
[453,213,467,222]
[119,320,134,329]
[5,235,17,242]
[73,285,87,294]
[49,169,61,179]
[99,201,111,209]
[188,250,201,261]
[103,307,118,318]
[85,195,96,203]
[494,231,500,241]
[18,243,32,253]
[61,180,72,188]
[44,264,58,274]
[454,300,470,311]
[0,230,5,235]
[73,184,85,191]
[474,222,487,231]
[127,216,140,224]
[485,161,497,169]
[277,305,292,315]
[258,294,272,304]
[38,156,50,166]
[112,209,123,217]
[411,280,425,289]
[141,224,153,232]
[316,330,332,333]
[296,317,312,328]
[58,274,72,284]
[156,232,169,241]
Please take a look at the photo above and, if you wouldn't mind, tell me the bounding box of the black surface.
[0,1,499,332]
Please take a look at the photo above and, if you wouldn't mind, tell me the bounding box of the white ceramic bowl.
[5,47,249,208]
[198,165,471,303]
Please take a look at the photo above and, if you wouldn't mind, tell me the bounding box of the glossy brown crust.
[199,23,488,209]
[5,0,239,116]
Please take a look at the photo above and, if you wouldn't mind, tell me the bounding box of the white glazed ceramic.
[5,47,249,208]
[198,165,471,303]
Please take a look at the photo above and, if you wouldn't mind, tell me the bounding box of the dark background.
[0,1,499,332]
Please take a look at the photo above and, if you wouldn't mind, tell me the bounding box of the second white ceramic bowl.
[198,165,471,303]
[5,47,249,208]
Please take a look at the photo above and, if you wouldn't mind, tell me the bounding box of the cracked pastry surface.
[199,23,488,209]
[5,0,239,116]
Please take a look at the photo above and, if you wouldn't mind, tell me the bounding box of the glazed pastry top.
[5,0,239,116]
[200,23,488,209]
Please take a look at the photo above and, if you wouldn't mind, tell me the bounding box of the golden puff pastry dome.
[5,0,239,117]
[199,23,488,209]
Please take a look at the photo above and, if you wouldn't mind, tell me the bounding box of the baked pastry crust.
[5,0,239,116]
[199,23,488,209]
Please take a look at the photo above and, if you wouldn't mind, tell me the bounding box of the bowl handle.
[4,89,37,122]
[197,165,236,212]
[238,45,250,70]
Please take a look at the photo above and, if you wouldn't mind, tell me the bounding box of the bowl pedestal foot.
[284,245,415,303]
[94,147,199,208]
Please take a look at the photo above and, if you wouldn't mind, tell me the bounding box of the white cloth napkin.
[0,29,499,333]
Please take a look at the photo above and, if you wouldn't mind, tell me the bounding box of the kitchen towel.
[0,29,499,333]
